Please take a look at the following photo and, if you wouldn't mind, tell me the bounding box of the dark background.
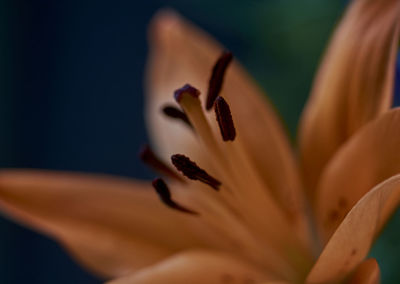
[1,0,399,283]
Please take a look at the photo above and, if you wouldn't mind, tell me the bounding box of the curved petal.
[298,0,400,194]
[107,250,270,284]
[146,9,303,224]
[348,258,380,284]
[306,175,400,284]
[315,108,400,240]
[0,170,218,278]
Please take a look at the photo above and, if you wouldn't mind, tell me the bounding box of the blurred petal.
[306,175,400,284]
[107,250,269,284]
[316,108,400,240]
[259,283,291,284]
[299,0,400,194]
[0,170,216,278]
[348,259,380,284]
[146,9,303,222]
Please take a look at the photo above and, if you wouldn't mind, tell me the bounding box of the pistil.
[174,84,236,192]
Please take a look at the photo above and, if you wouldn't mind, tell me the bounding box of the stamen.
[206,51,233,110]
[174,84,200,102]
[214,96,236,141]
[162,105,192,128]
[171,154,221,190]
[139,145,184,182]
[152,178,197,215]
[173,84,239,193]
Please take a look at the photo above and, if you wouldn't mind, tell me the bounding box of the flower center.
[140,52,313,282]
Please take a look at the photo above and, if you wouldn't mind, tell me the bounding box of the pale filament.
[169,180,298,280]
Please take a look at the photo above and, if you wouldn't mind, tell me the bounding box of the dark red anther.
[214,96,236,141]
[206,51,233,110]
[139,145,185,182]
[174,84,201,102]
[152,178,198,215]
[162,105,192,128]
[171,154,221,190]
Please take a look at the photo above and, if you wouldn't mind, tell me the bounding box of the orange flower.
[0,0,399,283]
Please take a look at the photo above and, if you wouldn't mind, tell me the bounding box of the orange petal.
[107,250,270,284]
[298,0,400,194]
[306,175,400,284]
[316,108,400,240]
[146,9,303,223]
[256,282,291,284]
[0,170,217,278]
[348,258,380,284]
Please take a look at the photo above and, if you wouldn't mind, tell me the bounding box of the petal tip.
[148,9,182,45]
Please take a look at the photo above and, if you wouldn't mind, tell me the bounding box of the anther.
[206,51,233,110]
[152,178,198,214]
[214,96,236,141]
[171,154,221,190]
[174,84,200,103]
[162,105,192,128]
[139,145,185,182]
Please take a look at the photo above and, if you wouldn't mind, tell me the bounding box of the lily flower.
[1,0,400,283]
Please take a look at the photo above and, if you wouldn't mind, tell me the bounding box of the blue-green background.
[1,0,399,283]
